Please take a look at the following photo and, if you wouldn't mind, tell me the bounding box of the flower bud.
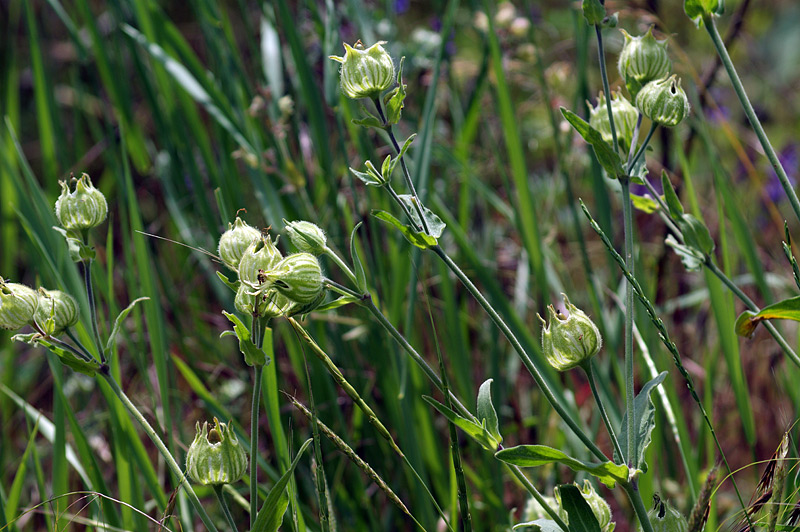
[636,75,690,127]
[35,288,79,336]
[55,173,108,231]
[268,253,324,305]
[330,41,395,100]
[218,217,262,271]
[539,294,602,372]
[185,418,247,486]
[234,284,293,320]
[639,496,687,532]
[237,235,282,285]
[284,220,327,256]
[588,91,639,152]
[618,27,671,98]
[0,280,39,331]
[556,481,615,532]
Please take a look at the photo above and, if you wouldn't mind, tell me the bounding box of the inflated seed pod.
[237,235,282,285]
[218,217,262,271]
[636,75,690,127]
[55,173,108,231]
[588,91,639,152]
[539,294,602,372]
[618,27,671,98]
[35,289,79,336]
[329,41,395,100]
[0,281,39,331]
[185,418,247,486]
[284,220,327,256]
[268,253,324,305]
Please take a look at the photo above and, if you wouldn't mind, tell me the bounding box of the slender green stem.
[594,26,619,153]
[250,362,264,528]
[361,297,475,422]
[33,322,94,364]
[627,113,644,164]
[430,245,606,461]
[81,260,105,363]
[65,328,96,361]
[627,123,657,174]
[322,278,362,300]
[506,464,569,532]
[620,176,635,468]
[385,182,421,232]
[581,361,624,462]
[624,481,655,532]
[704,260,800,366]
[640,177,800,366]
[323,246,358,286]
[214,484,238,532]
[373,99,430,235]
[705,15,800,226]
[101,372,219,532]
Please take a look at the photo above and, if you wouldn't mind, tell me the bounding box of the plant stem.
[506,464,569,532]
[100,371,219,532]
[624,480,655,532]
[581,361,624,462]
[214,484,238,532]
[250,362,264,528]
[65,328,96,361]
[361,297,475,422]
[620,176,635,468]
[640,177,800,366]
[704,15,800,226]
[595,26,619,153]
[81,260,105,363]
[430,245,606,461]
[627,123,657,173]
[373,99,430,235]
[323,246,358,287]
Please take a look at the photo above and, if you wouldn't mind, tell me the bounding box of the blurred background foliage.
[3,0,800,530]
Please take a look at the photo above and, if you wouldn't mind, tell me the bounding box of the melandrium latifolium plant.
[6,1,800,530]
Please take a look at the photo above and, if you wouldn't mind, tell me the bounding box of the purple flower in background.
[394,0,409,14]
[706,88,730,125]
[766,144,798,203]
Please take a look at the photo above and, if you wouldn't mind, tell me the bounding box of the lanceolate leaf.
[251,438,313,532]
[423,395,500,451]
[477,379,502,444]
[397,195,446,238]
[372,210,438,249]
[350,222,368,293]
[495,445,628,488]
[560,108,623,179]
[221,310,268,366]
[735,296,800,338]
[106,297,150,355]
[12,333,101,376]
[559,485,602,532]
[615,371,668,473]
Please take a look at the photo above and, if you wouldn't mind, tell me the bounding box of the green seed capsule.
[588,91,639,152]
[185,418,247,486]
[636,75,690,127]
[35,289,79,336]
[539,294,602,372]
[234,284,293,319]
[218,217,262,271]
[55,173,108,231]
[237,235,282,285]
[330,41,395,100]
[0,281,39,331]
[639,496,687,532]
[268,253,324,305]
[284,220,327,256]
[618,27,671,98]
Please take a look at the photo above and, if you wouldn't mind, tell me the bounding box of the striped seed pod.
[330,41,395,100]
[0,280,39,331]
[185,418,247,486]
[268,253,324,305]
[218,217,262,271]
[55,173,108,231]
[636,75,691,127]
[618,27,671,98]
[35,288,79,336]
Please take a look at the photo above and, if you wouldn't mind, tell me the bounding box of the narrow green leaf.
[251,438,313,532]
[371,210,438,249]
[581,0,606,25]
[558,484,602,532]
[397,195,446,238]
[314,295,359,312]
[665,235,705,271]
[11,334,101,376]
[385,56,406,125]
[661,171,684,219]
[735,296,800,338]
[477,379,502,444]
[221,310,268,366]
[5,417,39,526]
[349,167,385,187]
[495,445,628,488]
[513,520,560,532]
[560,108,623,178]
[350,222,368,293]
[105,297,150,355]
[615,371,668,472]
[216,271,239,292]
[630,194,660,214]
[423,395,499,451]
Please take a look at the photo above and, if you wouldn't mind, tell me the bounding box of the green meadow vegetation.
[3,0,800,530]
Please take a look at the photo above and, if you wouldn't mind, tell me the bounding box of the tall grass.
[3,1,800,531]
